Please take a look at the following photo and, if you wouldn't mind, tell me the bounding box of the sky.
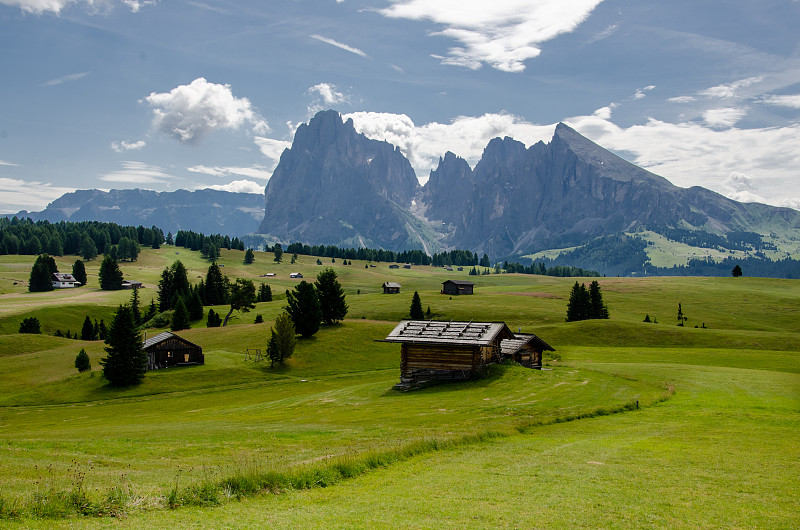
[1,0,799,214]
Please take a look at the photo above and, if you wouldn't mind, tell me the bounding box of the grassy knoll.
[0,248,797,526]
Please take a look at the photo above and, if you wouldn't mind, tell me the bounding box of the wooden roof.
[501,333,555,355]
[382,320,512,346]
[142,331,201,351]
[442,280,474,286]
[383,282,401,288]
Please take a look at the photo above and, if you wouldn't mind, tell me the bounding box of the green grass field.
[0,248,797,527]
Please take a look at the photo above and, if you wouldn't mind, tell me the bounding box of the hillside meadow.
[0,247,797,527]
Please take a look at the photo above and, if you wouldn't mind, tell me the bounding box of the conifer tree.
[273,243,283,263]
[206,308,222,327]
[244,248,255,264]
[29,254,55,292]
[188,290,204,321]
[258,283,273,302]
[130,287,141,326]
[171,297,191,331]
[410,291,424,320]
[72,259,87,287]
[81,316,95,340]
[19,317,42,334]
[588,280,610,319]
[203,262,229,306]
[315,268,348,325]
[99,255,124,290]
[100,305,146,386]
[285,281,322,337]
[75,348,91,372]
[566,282,590,322]
[267,313,296,365]
[81,236,98,261]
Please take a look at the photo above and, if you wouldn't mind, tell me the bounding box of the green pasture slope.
[0,248,797,528]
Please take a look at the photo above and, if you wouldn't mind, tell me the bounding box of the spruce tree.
[206,308,222,327]
[285,281,322,337]
[75,348,91,372]
[100,305,146,386]
[203,262,229,306]
[19,317,41,334]
[315,268,348,325]
[129,287,141,326]
[29,255,55,292]
[566,282,591,322]
[273,243,283,263]
[244,248,255,264]
[588,280,609,319]
[732,264,743,277]
[267,313,297,365]
[98,255,124,290]
[258,283,272,302]
[80,236,98,261]
[188,290,204,321]
[72,259,87,287]
[80,316,95,340]
[410,291,424,320]
[171,297,191,331]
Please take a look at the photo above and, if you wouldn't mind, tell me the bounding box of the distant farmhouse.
[441,280,474,295]
[52,272,80,289]
[383,282,401,294]
[143,332,203,370]
[382,320,554,389]
[121,280,143,289]
[389,264,399,269]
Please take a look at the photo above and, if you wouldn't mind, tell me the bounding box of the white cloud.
[187,165,272,181]
[0,177,74,214]
[698,76,762,99]
[378,0,605,72]
[633,85,655,100]
[203,179,264,194]
[761,94,800,109]
[144,77,268,144]
[98,161,176,184]
[310,34,368,58]
[254,137,292,167]
[41,71,89,87]
[1,0,152,14]
[0,160,19,166]
[587,23,617,44]
[702,107,747,128]
[667,96,696,103]
[110,139,146,152]
[307,83,351,114]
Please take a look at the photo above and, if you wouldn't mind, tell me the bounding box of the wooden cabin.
[389,264,400,269]
[383,282,401,294]
[441,279,474,295]
[382,320,514,389]
[121,280,143,289]
[52,272,80,289]
[143,332,203,370]
[500,333,555,369]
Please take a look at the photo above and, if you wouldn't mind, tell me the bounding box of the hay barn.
[383,282,401,294]
[441,280,474,295]
[500,333,555,369]
[382,320,514,389]
[143,332,204,370]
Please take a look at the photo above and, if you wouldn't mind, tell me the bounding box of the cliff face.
[258,110,421,249]
[13,188,264,236]
[420,123,798,256]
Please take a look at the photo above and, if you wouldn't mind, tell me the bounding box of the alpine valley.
[12,110,800,276]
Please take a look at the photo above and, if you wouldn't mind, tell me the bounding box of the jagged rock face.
[259,110,420,248]
[421,122,793,256]
[13,188,264,236]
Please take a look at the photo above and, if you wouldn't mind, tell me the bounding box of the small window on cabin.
[167,351,173,358]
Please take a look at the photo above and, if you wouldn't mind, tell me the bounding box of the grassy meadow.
[0,247,797,527]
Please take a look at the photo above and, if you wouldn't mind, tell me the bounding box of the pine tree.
[80,316,95,340]
[203,262,229,306]
[677,303,687,327]
[75,348,91,372]
[566,282,591,322]
[206,308,222,327]
[100,305,146,386]
[273,243,283,263]
[130,287,141,326]
[410,291,424,320]
[315,268,348,325]
[732,264,743,277]
[285,281,322,337]
[244,248,255,264]
[72,259,87,287]
[223,278,257,326]
[188,290,204,321]
[19,317,42,334]
[171,297,191,331]
[80,236,98,261]
[588,280,610,319]
[258,283,272,302]
[99,255,124,290]
[29,255,55,292]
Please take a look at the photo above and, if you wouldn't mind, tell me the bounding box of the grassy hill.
[0,247,797,527]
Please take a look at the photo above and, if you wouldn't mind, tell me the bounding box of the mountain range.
[10,110,800,272]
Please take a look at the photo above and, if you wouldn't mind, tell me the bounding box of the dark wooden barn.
[383,282,401,294]
[143,332,204,370]
[382,320,514,389]
[500,333,555,369]
[441,280,474,295]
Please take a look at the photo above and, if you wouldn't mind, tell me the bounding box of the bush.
[19,317,41,334]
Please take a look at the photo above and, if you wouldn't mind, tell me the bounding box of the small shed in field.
[383,282,401,294]
[389,264,399,269]
[441,279,474,295]
[381,320,514,389]
[143,332,203,370]
[500,333,555,369]
[52,272,80,288]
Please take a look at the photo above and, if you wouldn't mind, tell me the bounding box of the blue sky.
[1,0,799,214]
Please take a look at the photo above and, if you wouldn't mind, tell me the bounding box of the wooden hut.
[382,320,514,389]
[441,279,474,295]
[500,333,555,369]
[389,264,400,269]
[143,331,203,370]
[383,282,401,294]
